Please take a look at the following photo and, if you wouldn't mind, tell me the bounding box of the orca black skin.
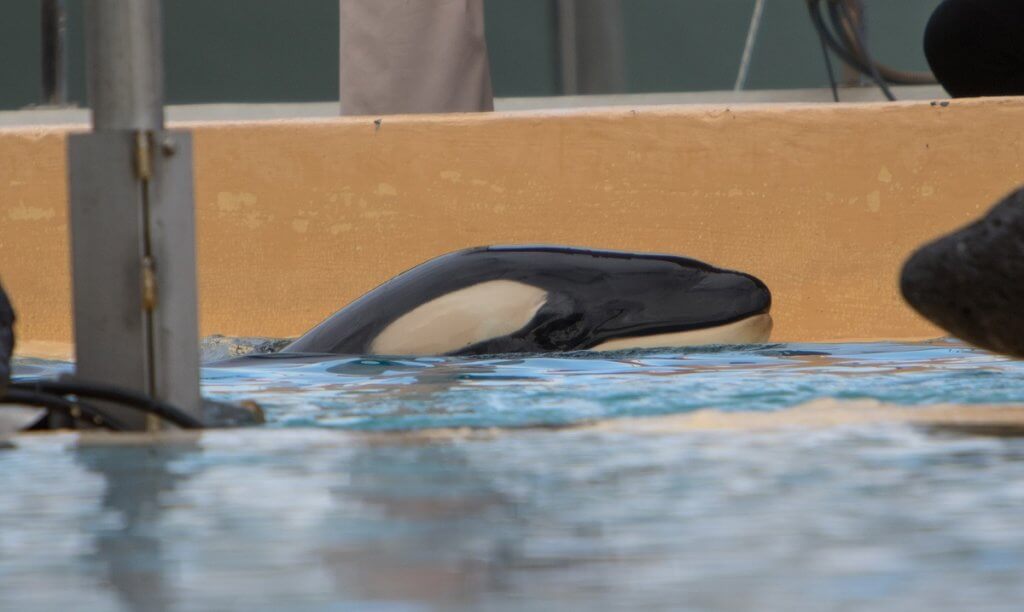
[284,246,771,356]
[1,280,13,395]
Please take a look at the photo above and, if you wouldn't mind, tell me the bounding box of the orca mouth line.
[598,305,773,340]
[591,314,774,351]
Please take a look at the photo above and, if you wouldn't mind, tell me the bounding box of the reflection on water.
[3,340,1024,610]
[3,427,1024,611]
[76,442,197,612]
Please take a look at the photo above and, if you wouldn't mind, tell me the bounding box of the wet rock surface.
[200,334,292,362]
[901,187,1024,357]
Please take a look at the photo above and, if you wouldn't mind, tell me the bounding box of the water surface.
[209,339,1024,429]
[4,340,1024,611]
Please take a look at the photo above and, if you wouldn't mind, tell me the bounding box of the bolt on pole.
[67,0,202,430]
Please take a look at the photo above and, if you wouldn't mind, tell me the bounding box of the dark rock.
[901,187,1024,357]
[201,398,265,428]
[0,280,14,395]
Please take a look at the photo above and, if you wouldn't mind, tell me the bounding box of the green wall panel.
[624,0,941,92]
[0,0,942,110]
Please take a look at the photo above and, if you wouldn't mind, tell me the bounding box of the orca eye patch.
[370,280,548,355]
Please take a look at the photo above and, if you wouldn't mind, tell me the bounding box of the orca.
[283,246,772,356]
[0,280,12,395]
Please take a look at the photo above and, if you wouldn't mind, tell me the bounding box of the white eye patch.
[370,280,548,355]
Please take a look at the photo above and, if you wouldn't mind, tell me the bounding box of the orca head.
[461,247,772,353]
[569,254,773,352]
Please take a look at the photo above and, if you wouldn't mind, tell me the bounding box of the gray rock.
[901,187,1024,357]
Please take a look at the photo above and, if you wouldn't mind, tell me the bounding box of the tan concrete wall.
[2,98,1023,354]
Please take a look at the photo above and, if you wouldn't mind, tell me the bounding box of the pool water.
[4,340,1024,611]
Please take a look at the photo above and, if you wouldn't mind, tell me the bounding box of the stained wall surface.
[1,98,1022,352]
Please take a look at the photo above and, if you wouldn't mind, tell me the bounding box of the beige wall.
[1,98,1022,354]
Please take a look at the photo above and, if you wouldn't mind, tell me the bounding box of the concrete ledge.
[2,97,1022,350]
[0,86,948,127]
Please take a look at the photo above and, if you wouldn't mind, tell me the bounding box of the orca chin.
[284,245,772,356]
[591,314,773,351]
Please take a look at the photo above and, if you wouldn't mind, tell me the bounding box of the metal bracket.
[134,131,153,181]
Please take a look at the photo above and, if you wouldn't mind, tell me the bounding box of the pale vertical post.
[67,0,202,430]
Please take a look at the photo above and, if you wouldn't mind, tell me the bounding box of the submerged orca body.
[284,246,772,356]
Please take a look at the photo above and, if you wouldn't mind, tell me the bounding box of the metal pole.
[557,0,625,96]
[85,0,165,130]
[575,0,625,94]
[68,0,202,430]
[556,0,579,95]
[40,0,68,106]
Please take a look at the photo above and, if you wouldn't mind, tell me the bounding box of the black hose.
[1,388,128,431]
[10,380,204,429]
[828,0,937,85]
[808,0,873,77]
[831,1,937,85]
[808,0,893,99]
[816,16,841,102]
[806,0,938,101]
[830,0,896,101]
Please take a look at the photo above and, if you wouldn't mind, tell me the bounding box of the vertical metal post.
[556,0,579,95]
[556,0,625,95]
[84,0,165,130]
[68,0,202,430]
[41,0,68,106]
